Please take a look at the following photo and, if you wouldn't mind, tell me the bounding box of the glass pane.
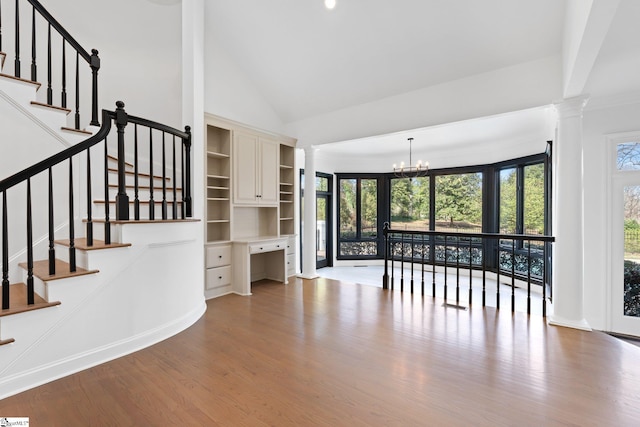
[524,163,545,236]
[339,179,357,238]
[316,176,329,192]
[617,142,640,171]
[390,177,430,230]
[499,168,517,234]
[317,197,327,262]
[434,173,482,233]
[624,185,640,317]
[361,179,378,238]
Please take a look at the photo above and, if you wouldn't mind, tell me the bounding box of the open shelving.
[279,144,295,235]
[206,125,231,243]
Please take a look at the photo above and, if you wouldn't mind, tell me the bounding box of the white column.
[300,146,319,279]
[549,95,591,330]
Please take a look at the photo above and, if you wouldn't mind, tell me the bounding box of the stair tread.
[31,101,71,114]
[108,184,182,190]
[108,168,170,180]
[18,259,99,282]
[89,218,200,224]
[0,282,61,318]
[61,126,92,135]
[54,238,131,251]
[0,338,15,346]
[94,199,182,205]
[107,154,134,168]
[0,72,42,89]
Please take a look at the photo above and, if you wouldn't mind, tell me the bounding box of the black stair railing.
[0,101,192,311]
[382,223,555,317]
[0,0,100,128]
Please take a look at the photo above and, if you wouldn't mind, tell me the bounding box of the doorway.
[300,171,333,270]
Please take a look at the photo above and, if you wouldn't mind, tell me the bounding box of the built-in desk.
[232,236,288,295]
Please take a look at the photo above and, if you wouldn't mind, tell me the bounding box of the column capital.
[304,145,318,156]
[554,95,590,120]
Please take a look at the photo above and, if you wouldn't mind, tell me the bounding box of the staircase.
[0,0,204,399]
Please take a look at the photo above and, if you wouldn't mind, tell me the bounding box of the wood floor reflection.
[1,277,639,426]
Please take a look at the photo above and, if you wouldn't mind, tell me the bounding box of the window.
[434,172,482,233]
[337,175,381,258]
[390,177,430,231]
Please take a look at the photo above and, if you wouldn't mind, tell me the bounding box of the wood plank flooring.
[1,277,640,426]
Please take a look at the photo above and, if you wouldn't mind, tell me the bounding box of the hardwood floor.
[1,277,640,426]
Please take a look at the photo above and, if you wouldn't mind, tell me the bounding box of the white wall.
[43,0,182,127]
[285,56,562,148]
[203,23,285,135]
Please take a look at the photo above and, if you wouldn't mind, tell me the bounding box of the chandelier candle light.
[393,138,429,178]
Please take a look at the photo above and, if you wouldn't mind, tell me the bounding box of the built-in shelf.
[206,124,232,243]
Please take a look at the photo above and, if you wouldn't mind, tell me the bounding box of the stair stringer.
[0,220,205,400]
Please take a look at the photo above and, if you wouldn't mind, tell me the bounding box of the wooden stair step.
[61,126,92,135]
[94,200,182,205]
[108,168,170,180]
[18,259,99,282]
[0,282,61,318]
[0,72,41,89]
[30,101,71,114]
[89,218,200,224]
[108,184,182,191]
[54,238,131,251]
[0,338,16,346]
[107,154,134,168]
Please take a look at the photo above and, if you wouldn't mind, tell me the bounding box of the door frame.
[299,170,334,270]
[607,131,640,336]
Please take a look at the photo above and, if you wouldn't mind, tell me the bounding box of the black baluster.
[391,237,395,290]
[184,126,192,218]
[74,52,80,129]
[496,241,501,310]
[444,235,448,302]
[469,236,473,305]
[26,179,34,304]
[511,239,515,313]
[48,167,55,275]
[14,0,19,77]
[61,41,66,107]
[456,236,460,304]
[410,234,414,294]
[90,49,100,126]
[432,235,436,298]
[47,24,52,104]
[68,159,76,272]
[103,137,111,244]
[400,233,404,292]
[172,135,177,219]
[86,147,93,246]
[134,124,140,220]
[527,240,532,315]
[30,6,36,81]
[115,101,129,220]
[382,223,389,290]
[0,1,3,52]
[542,243,547,317]
[180,138,185,219]
[162,133,167,220]
[2,191,10,310]
[149,127,154,220]
[421,234,425,296]
[482,237,487,307]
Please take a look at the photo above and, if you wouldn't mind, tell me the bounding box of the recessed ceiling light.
[325,0,336,10]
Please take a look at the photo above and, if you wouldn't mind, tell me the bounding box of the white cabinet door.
[259,138,279,204]
[233,132,259,204]
[233,132,279,205]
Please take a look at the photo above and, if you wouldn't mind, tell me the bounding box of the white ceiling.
[205,0,640,160]
[205,0,566,124]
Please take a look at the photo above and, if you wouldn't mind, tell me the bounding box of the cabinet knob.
[218,276,222,279]
[260,247,263,250]
[218,255,222,258]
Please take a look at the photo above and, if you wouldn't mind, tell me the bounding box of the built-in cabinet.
[204,114,297,299]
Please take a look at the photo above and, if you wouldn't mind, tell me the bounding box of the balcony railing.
[382,223,555,316]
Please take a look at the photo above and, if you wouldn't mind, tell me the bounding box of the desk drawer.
[249,241,286,254]
[206,265,231,290]
[286,254,295,275]
[206,245,231,268]
[286,236,295,255]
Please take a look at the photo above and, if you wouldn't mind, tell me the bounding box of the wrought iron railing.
[1,101,192,310]
[382,223,555,316]
[0,0,100,128]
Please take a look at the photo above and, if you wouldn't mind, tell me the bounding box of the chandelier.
[393,138,429,178]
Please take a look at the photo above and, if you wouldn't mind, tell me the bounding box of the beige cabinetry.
[233,132,279,206]
[204,113,297,299]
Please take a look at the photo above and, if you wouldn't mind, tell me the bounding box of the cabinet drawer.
[249,240,286,254]
[286,254,295,273]
[206,245,231,268]
[286,237,295,255]
[206,265,231,290]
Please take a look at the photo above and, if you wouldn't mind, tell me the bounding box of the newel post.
[383,222,390,290]
[89,49,100,126]
[184,126,192,218]
[115,101,129,220]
